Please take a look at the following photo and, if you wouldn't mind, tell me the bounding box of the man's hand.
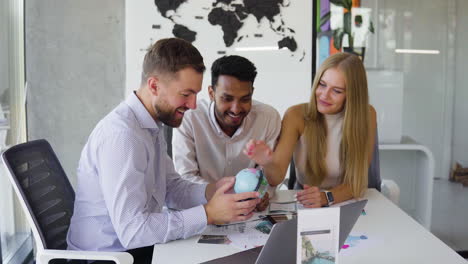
[296,185,323,208]
[215,176,235,191]
[255,192,270,212]
[205,176,235,200]
[204,179,260,224]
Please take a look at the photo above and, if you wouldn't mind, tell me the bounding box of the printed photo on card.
[297,207,340,264]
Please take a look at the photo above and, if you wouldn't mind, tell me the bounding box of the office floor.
[431,178,468,256]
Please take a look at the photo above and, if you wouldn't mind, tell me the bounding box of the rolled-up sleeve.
[97,132,207,249]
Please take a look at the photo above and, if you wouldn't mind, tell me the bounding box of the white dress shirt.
[172,99,281,184]
[67,92,208,252]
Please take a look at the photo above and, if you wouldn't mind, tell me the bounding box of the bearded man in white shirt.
[172,55,282,210]
[66,39,260,264]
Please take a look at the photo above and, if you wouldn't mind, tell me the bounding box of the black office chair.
[163,125,173,158]
[287,159,297,190]
[1,139,132,264]
[368,129,382,191]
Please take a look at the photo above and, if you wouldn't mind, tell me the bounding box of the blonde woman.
[244,53,377,208]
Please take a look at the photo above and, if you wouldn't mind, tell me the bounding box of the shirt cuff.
[180,205,207,239]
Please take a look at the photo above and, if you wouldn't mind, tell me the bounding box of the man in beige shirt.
[172,55,281,207]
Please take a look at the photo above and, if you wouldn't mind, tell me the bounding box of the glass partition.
[0,0,31,262]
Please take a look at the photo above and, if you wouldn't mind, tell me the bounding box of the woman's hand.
[243,139,273,166]
[296,185,323,208]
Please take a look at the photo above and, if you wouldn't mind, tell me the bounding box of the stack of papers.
[199,219,272,250]
[268,202,297,214]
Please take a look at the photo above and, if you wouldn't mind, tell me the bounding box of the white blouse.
[293,111,344,189]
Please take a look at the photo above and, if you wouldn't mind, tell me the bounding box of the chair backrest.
[368,127,381,191]
[288,128,381,191]
[163,125,173,158]
[1,139,75,250]
[287,158,296,190]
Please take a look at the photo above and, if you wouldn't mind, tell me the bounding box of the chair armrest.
[381,179,400,205]
[37,249,133,264]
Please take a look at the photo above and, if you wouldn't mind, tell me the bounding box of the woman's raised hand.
[243,139,273,166]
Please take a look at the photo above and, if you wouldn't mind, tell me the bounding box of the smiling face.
[315,67,347,115]
[209,75,253,137]
[150,67,203,127]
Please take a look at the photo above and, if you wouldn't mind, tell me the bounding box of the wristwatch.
[322,190,335,206]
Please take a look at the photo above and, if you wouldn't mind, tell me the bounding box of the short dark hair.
[141,38,205,84]
[211,55,257,88]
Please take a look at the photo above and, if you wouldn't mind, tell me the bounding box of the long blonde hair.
[304,53,370,197]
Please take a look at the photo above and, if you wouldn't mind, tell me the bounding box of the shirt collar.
[125,91,161,131]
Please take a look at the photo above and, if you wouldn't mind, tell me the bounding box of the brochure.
[297,207,340,264]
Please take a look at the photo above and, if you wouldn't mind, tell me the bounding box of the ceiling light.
[395,49,440,54]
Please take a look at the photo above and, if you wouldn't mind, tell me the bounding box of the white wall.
[452,0,468,165]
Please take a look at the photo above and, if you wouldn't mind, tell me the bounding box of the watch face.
[326,191,334,203]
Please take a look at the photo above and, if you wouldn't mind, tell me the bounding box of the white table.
[152,189,465,264]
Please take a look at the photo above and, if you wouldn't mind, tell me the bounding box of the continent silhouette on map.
[154,0,186,18]
[154,0,197,43]
[172,24,196,42]
[208,7,244,47]
[243,0,283,23]
[278,36,297,52]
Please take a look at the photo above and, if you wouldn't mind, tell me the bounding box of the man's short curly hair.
[211,55,257,89]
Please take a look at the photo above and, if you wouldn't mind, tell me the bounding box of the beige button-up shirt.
[172,99,281,184]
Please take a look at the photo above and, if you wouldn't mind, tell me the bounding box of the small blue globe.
[234,168,261,194]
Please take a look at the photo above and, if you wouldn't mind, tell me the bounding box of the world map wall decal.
[126,0,313,117]
[153,0,301,55]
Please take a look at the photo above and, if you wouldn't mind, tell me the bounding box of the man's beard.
[154,101,185,128]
